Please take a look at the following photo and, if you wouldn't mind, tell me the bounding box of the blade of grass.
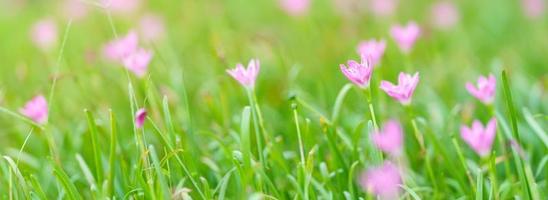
[53,163,83,200]
[84,109,104,185]
[3,156,30,199]
[476,171,483,200]
[107,109,117,197]
[501,70,533,199]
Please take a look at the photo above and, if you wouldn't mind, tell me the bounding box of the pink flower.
[227,59,261,89]
[20,95,48,124]
[380,72,419,105]
[139,14,166,42]
[123,48,153,77]
[359,162,402,199]
[390,22,420,53]
[522,0,545,19]
[372,120,403,156]
[369,0,398,17]
[100,0,141,14]
[356,39,386,67]
[340,55,373,89]
[103,31,139,61]
[30,18,58,51]
[430,1,460,30]
[280,0,310,16]
[135,108,147,128]
[465,74,496,105]
[62,0,89,20]
[460,118,497,157]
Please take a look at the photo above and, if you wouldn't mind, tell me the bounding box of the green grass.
[0,0,547,199]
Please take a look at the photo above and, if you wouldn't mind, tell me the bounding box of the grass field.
[0,0,546,199]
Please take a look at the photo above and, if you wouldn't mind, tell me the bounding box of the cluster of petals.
[460,118,497,157]
[356,39,386,67]
[465,74,496,105]
[390,22,420,53]
[339,55,374,89]
[139,14,166,42]
[359,162,402,199]
[20,95,48,124]
[227,59,261,89]
[279,0,310,16]
[369,0,398,17]
[103,31,153,77]
[30,18,58,51]
[380,72,420,105]
[372,120,404,156]
[135,108,147,128]
[521,0,545,19]
[430,1,460,30]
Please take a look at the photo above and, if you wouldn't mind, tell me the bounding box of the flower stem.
[488,152,499,200]
[246,89,265,167]
[292,103,306,166]
[363,88,379,130]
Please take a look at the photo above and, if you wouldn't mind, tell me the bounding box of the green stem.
[452,138,476,194]
[488,152,499,200]
[292,103,306,166]
[246,89,265,168]
[363,89,379,130]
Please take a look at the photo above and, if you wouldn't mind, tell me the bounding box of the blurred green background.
[0,0,546,199]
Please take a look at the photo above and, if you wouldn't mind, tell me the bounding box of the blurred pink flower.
[123,48,152,77]
[20,95,48,124]
[227,59,261,89]
[372,120,403,156]
[340,55,373,89]
[139,14,166,42]
[460,117,496,157]
[380,72,419,105]
[356,39,386,67]
[101,0,141,14]
[135,108,147,128]
[522,0,545,18]
[103,31,139,61]
[430,1,459,30]
[390,22,420,53]
[62,0,89,20]
[359,162,402,199]
[370,0,398,17]
[280,0,310,16]
[465,74,496,105]
[30,18,58,51]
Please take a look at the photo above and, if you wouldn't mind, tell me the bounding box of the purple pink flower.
[103,31,154,77]
[340,55,374,89]
[430,1,460,30]
[20,95,48,124]
[356,39,386,67]
[123,48,153,78]
[372,120,403,156]
[522,0,545,19]
[369,0,398,17]
[101,0,141,15]
[390,22,420,53]
[135,108,147,128]
[465,74,496,105]
[63,0,89,20]
[279,0,310,16]
[359,162,402,199]
[460,118,497,157]
[139,14,166,42]
[103,31,139,61]
[227,59,261,89]
[30,18,58,51]
[380,72,419,105]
